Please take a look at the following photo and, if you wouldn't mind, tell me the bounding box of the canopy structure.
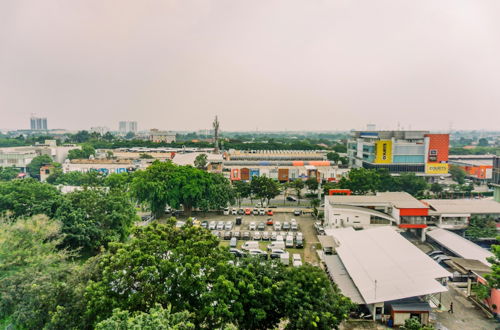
[427,228,494,267]
[330,227,450,304]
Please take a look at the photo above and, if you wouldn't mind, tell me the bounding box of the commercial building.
[30,115,48,130]
[118,121,137,133]
[347,130,449,177]
[493,156,500,202]
[448,155,494,181]
[423,199,500,230]
[62,159,138,175]
[148,129,176,143]
[322,227,450,324]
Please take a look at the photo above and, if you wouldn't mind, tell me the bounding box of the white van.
[267,241,285,251]
[223,207,230,215]
[241,241,260,251]
[285,235,294,248]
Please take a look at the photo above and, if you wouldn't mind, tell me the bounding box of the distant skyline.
[2,1,500,131]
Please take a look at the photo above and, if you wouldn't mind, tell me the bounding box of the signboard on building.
[375,140,392,163]
[425,163,449,174]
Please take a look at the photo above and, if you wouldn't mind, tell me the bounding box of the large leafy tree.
[95,305,194,330]
[339,168,380,194]
[0,166,19,181]
[0,179,63,218]
[449,165,466,185]
[68,144,96,160]
[465,216,497,240]
[49,170,105,186]
[55,188,137,255]
[305,177,319,193]
[251,176,281,206]
[233,180,251,207]
[485,238,500,290]
[0,216,78,329]
[289,179,305,205]
[194,153,208,170]
[395,173,428,198]
[132,161,234,217]
[27,154,54,179]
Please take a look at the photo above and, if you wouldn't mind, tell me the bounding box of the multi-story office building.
[118,121,137,133]
[347,130,449,176]
[30,116,48,130]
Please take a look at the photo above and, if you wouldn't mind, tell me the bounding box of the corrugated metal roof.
[424,199,500,215]
[323,255,365,304]
[326,192,428,209]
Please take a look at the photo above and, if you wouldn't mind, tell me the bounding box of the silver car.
[253,231,261,240]
[249,222,257,230]
[209,221,216,230]
[274,221,282,231]
[217,221,225,230]
[225,221,233,230]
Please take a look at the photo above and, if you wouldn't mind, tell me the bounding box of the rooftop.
[426,228,494,267]
[424,199,500,215]
[326,192,428,209]
[330,227,450,304]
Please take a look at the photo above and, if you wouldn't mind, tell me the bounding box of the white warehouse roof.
[330,227,450,304]
[427,228,494,267]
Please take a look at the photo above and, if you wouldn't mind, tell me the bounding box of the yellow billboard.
[425,163,449,174]
[375,140,392,163]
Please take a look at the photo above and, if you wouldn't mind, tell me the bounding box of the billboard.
[375,140,392,163]
[425,163,449,174]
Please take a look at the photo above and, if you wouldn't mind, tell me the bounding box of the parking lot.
[169,209,320,265]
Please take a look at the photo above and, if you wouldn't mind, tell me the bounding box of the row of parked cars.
[229,246,303,267]
[427,250,451,264]
[213,231,304,247]
[224,208,274,216]
[248,219,299,231]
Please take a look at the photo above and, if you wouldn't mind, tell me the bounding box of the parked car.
[229,237,237,248]
[165,206,172,213]
[249,222,257,230]
[314,221,325,235]
[247,249,267,259]
[241,241,259,251]
[253,208,259,215]
[290,220,298,231]
[270,249,288,259]
[262,231,270,240]
[224,231,232,240]
[223,207,230,215]
[292,254,302,267]
[229,248,244,257]
[266,218,274,225]
[293,209,301,216]
[242,231,250,240]
[225,221,233,230]
[231,208,238,215]
[427,250,444,257]
[270,232,278,241]
[283,222,290,231]
[267,241,285,251]
[209,221,216,230]
[266,209,273,216]
[175,221,185,228]
[238,208,245,215]
[276,235,284,242]
[295,237,304,248]
[254,231,262,240]
[245,208,252,215]
[259,208,265,215]
[280,232,287,239]
[274,221,282,231]
[287,196,297,202]
[212,231,221,239]
[434,255,451,263]
[201,220,208,229]
[258,222,265,231]
[235,217,242,225]
[285,235,294,248]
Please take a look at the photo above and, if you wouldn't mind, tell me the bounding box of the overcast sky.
[1,0,500,132]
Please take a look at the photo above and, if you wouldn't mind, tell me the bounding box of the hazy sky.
[1,0,500,132]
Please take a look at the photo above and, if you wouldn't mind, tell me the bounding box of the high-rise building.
[347,130,449,176]
[118,121,137,133]
[30,115,48,130]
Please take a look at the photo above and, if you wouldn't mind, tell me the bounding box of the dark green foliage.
[465,216,497,240]
[67,144,95,160]
[0,166,20,181]
[194,153,208,169]
[0,179,63,218]
[233,180,251,207]
[27,154,54,179]
[326,152,340,163]
[251,176,282,206]
[449,165,466,184]
[49,171,105,186]
[485,240,500,290]
[55,188,137,255]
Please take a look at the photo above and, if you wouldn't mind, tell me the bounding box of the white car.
[292,254,302,267]
[253,231,261,240]
[217,221,225,230]
[247,249,267,258]
[223,207,230,215]
[231,208,238,215]
[249,222,257,230]
[274,221,282,231]
[259,208,265,215]
[225,221,233,230]
[208,221,216,230]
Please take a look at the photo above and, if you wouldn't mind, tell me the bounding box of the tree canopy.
[250,176,281,206]
[0,166,20,181]
[449,165,467,185]
[464,216,497,240]
[27,154,54,179]
[68,144,96,160]
[194,153,208,170]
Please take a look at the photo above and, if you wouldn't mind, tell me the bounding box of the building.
[90,126,110,135]
[347,130,449,177]
[62,159,138,175]
[423,199,500,230]
[30,115,48,130]
[148,129,176,143]
[322,227,450,324]
[324,192,430,239]
[493,156,500,202]
[448,155,494,181]
[118,121,137,134]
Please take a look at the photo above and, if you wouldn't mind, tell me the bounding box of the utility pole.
[213,115,220,153]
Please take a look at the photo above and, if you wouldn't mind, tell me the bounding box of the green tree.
[0,166,19,181]
[485,239,500,290]
[27,154,53,179]
[478,138,489,147]
[72,130,91,143]
[339,157,349,165]
[449,165,467,185]
[68,144,96,160]
[430,182,443,195]
[139,153,154,159]
[395,173,428,197]
[250,176,281,206]
[0,179,63,218]
[401,316,434,330]
[305,177,319,194]
[233,180,251,207]
[339,168,380,195]
[55,188,137,255]
[0,216,79,329]
[95,305,194,330]
[104,172,135,190]
[49,171,105,186]
[194,153,208,170]
[279,265,354,329]
[289,179,305,205]
[326,152,340,163]
[465,216,497,240]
